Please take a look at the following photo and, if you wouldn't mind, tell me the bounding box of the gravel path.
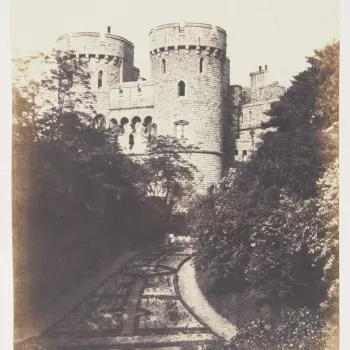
[178,258,237,342]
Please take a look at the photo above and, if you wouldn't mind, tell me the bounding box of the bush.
[232,307,328,350]
[244,192,327,304]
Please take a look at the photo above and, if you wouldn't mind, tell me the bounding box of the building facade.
[56,23,285,196]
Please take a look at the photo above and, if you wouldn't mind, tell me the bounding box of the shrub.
[232,307,328,350]
[244,192,327,304]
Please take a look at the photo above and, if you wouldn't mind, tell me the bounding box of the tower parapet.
[149,22,227,57]
[56,28,140,118]
[56,32,133,61]
[56,29,138,84]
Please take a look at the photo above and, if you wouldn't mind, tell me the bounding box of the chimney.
[107,26,111,34]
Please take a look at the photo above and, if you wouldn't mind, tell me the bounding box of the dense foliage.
[189,42,339,348]
[12,51,195,328]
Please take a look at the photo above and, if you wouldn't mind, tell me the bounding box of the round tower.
[149,22,230,194]
[56,27,139,122]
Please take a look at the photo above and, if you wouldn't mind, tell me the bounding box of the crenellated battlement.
[149,22,227,56]
[56,31,134,60]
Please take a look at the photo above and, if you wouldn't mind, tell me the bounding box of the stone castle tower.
[56,23,285,201]
[149,23,230,193]
[56,28,140,120]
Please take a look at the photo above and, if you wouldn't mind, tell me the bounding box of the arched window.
[208,185,216,195]
[174,120,189,139]
[243,150,248,162]
[161,59,166,74]
[92,114,107,129]
[199,58,204,73]
[132,116,142,131]
[109,118,118,131]
[120,117,129,133]
[178,81,185,97]
[234,149,239,160]
[98,70,103,89]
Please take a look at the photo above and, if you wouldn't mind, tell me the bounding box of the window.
[109,118,118,131]
[178,81,185,97]
[249,110,252,122]
[208,185,216,195]
[161,59,166,74]
[241,113,244,124]
[234,149,239,160]
[243,150,248,162]
[199,58,204,73]
[93,114,106,129]
[132,116,141,131]
[120,117,129,133]
[129,134,134,150]
[98,70,103,89]
[174,120,189,139]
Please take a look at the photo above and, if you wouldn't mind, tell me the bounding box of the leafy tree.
[12,50,172,333]
[12,50,95,141]
[191,41,339,309]
[135,135,198,203]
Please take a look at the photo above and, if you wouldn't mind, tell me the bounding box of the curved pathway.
[178,258,237,342]
[16,245,233,349]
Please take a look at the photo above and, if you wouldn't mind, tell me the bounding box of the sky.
[9,0,339,87]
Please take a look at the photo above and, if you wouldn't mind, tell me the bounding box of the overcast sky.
[10,0,339,87]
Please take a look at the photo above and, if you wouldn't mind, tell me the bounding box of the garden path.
[16,245,222,350]
[178,259,237,342]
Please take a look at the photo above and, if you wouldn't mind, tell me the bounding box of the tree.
[12,50,172,333]
[135,135,198,203]
[12,50,95,142]
[191,41,339,305]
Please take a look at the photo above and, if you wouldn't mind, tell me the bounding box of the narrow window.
[243,150,248,162]
[129,134,134,150]
[98,70,103,89]
[241,113,244,124]
[161,59,166,74]
[234,150,239,160]
[249,111,252,122]
[178,81,185,97]
[199,58,204,73]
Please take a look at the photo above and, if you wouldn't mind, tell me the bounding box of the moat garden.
[13,42,339,349]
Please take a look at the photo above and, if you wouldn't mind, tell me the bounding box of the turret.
[149,22,230,194]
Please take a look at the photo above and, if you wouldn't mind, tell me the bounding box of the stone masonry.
[56,23,285,198]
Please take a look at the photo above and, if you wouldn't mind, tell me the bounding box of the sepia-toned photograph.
[9,0,340,348]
